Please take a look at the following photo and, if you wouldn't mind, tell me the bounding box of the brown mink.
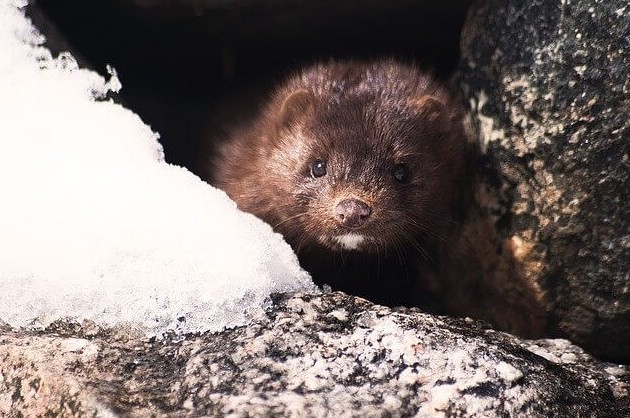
[206,60,471,309]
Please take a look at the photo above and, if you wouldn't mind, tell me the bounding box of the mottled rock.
[459,0,630,362]
[1,293,628,417]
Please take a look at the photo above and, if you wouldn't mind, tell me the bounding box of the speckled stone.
[1,293,627,416]
[458,0,630,363]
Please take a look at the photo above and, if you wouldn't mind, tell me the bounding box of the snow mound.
[0,0,316,335]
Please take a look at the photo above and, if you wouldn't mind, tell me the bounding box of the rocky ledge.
[1,292,628,417]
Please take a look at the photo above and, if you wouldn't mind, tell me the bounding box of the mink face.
[210,60,468,266]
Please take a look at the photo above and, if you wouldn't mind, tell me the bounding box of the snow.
[0,0,316,335]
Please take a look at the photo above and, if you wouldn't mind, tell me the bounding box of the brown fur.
[205,60,472,308]
[204,60,549,336]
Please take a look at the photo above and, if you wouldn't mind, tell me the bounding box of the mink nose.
[335,199,371,228]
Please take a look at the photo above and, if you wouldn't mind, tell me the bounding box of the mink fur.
[206,60,472,308]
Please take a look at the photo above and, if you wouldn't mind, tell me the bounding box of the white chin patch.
[333,233,365,250]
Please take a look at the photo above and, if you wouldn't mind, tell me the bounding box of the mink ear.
[410,95,449,129]
[278,89,314,128]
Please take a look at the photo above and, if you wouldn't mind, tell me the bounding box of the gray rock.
[1,293,628,417]
[458,0,630,362]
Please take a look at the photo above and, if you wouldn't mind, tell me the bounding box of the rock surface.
[459,0,630,362]
[1,293,628,417]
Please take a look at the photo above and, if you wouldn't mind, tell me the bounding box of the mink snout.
[334,198,371,228]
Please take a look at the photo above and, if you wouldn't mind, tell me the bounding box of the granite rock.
[1,293,628,417]
[458,0,630,362]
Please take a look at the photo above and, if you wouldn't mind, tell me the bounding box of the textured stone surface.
[459,0,630,362]
[1,293,628,417]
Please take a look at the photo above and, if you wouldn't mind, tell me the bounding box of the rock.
[458,0,630,362]
[1,293,628,416]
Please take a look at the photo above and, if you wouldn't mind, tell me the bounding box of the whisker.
[396,216,446,243]
[273,211,308,230]
[392,225,434,263]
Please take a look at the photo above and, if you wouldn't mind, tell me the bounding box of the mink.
[205,60,472,309]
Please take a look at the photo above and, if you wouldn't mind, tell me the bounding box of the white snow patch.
[0,1,316,335]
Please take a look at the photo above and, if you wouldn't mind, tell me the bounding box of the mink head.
[222,61,468,257]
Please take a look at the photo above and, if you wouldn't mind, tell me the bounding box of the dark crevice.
[30,0,473,175]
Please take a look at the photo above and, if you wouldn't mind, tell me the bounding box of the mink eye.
[392,163,410,183]
[310,159,327,178]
